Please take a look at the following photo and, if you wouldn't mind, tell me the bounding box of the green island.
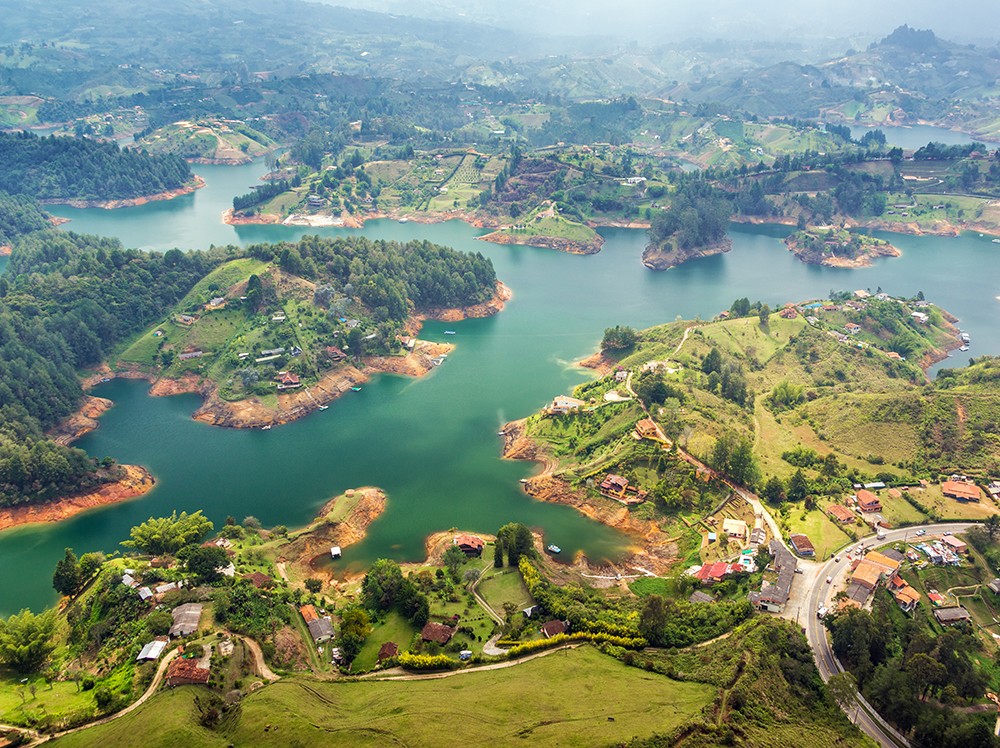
[784,227,901,268]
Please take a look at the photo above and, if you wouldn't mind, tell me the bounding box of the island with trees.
[784,227,902,268]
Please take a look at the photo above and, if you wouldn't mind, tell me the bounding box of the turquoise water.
[1,163,999,613]
[850,123,1000,150]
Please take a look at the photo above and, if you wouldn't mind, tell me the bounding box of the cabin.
[789,534,815,557]
[550,395,585,415]
[941,480,981,502]
[453,534,484,557]
[855,489,882,513]
[169,603,203,638]
[541,620,568,638]
[421,621,455,644]
[205,296,226,310]
[165,656,210,687]
[844,323,862,335]
[378,642,399,662]
[275,371,301,390]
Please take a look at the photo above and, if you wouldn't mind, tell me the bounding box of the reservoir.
[1,162,999,613]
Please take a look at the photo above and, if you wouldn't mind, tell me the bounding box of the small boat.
[960,345,970,352]
[960,332,971,343]
[992,238,1000,244]
[99,377,111,383]
[318,404,329,411]
[498,430,506,436]
[351,386,362,392]
[261,425,272,431]
[546,544,561,554]
[444,330,456,335]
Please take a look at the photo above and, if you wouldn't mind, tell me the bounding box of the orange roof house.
[827,505,855,523]
[166,657,210,687]
[863,551,901,575]
[634,419,660,440]
[299,605,319,623]
[421,622,455,644]
[453,534,484,556]
[856,490,882,513]
[852,561,883,591]
[942,480,981,502]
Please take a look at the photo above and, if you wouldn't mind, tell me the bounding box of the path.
[674,326,695,355]
[275,561,289,582]
[238,635,280,682]
[467,565,508,655]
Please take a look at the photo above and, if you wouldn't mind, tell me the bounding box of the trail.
[673,326,695,355]
[238,635,280,682]
[363,643,583,681]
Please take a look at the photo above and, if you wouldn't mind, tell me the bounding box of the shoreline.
[0,465,155,534]
[0,244,10,256]
[39,175,205,210]
[499,418,679,577]
[476,230,604,255]
[641,237,733,270]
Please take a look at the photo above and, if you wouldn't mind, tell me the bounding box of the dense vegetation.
[0,191,49,245]
[0,131,192,201]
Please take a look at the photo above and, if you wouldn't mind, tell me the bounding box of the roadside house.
[136,638,168,662]
[789,534,815,557]
[165,655,210,686]
[941,535,967,554]
[941,480,981,502]
[748,540,796,613]
[827,505,855,523]
[855,490,882,513]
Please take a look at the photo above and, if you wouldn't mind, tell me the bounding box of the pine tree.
[52,548,82,597]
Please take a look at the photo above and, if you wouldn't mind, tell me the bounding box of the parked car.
[915,529,926,536]
[826,576,833,584]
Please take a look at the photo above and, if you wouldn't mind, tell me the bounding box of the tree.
[758,304,771,329]
[986,514,1000,542]
[338,606,372,664]
[361,559,405,612]
[638,595,667,646]
[304,577,323,594]
[52,547,82,597]
[762,476,785,505]
[442,545,466,583]
[0,609,58,673]
[827,671,858,714]
[78,552,105,580]
[788,469,809,502]
[183,545,229,583]
[497,523,533,566]
[123,511,214,555]
[601,325,638,351]
[493,540,505,568]
[702,347,723,375]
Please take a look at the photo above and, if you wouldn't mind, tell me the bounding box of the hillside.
[111,235,502,427]
[137,120,274,164]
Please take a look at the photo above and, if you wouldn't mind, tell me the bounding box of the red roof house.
[421,622,455,644]
[856,490,882,513]
[166,657,210,687]
[827,505,855,523]
[942,480,981,502]
[378,642,399,662]
[453,534,484,556]
[541,620,567,638]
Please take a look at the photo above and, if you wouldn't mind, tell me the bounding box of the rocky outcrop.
[415,281,512,323]
[48,396,114,445]
[641,238,732,270]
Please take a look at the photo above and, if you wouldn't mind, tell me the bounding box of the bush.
[396,651,458,671]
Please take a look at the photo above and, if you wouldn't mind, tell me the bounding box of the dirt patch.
[222,208,281,225]
[278,488,387,583]
[38,176,205,210]
[48,396,114,445]
[477,230,604,256]
[0,245,10,257]
[0,465,155,533]
[577,350,618,377]
[272,626,309,670]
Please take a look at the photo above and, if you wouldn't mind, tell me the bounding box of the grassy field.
[51,646,711,748]
[477,567,533,612]
[784,507,853,560]
[351,610,417,672]
[0,673,98,729]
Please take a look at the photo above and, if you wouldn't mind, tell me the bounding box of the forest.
[0,228,226,506]
[0,131,192,202]
[0,191,49,246]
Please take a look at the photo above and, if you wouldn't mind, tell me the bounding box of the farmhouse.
[165,656,210,687]
[695,562,735,585]
[541,620,568,638]
[599,474,648,504]
[827,505,855,523]
[307,617,335,643]
[324,346,347,362]
[634,418,660,440]
[299,604,319,623]
[844,323,862,335]
[421,621,455,644]
[275,371,301,390]
[941,480,981,502]
[454,534,484,556]
[941,535,967,554]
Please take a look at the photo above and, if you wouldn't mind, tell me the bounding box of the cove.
[1,166,1000,613]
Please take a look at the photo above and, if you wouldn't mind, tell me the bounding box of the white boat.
[992,238,1000,244]
[960,332,971,343]
[318,404,329,411]
[960,345,970,352]
[444,330,456,335]
[546,544,561,554]
[261,425,272,430]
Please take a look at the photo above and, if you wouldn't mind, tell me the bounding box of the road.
[800,522,977,748]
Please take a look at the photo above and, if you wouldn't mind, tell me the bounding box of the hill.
[137,120,274,164]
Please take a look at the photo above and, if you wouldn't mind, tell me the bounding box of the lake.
[850,123,1000,151]
[1,162,999,613]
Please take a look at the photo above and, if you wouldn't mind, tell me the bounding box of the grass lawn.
[0,673,99,729]
[351,610,417,673]
[477,567,532,612]
[908,486,1000,521]
[784,508,852,560]
[53,648,712,747]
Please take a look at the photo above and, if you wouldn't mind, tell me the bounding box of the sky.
[325,0,1000,45]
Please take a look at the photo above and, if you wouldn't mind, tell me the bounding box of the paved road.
[800,522,977,748]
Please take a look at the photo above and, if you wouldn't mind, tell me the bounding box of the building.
[933,606,972,626]
[299,604,319,623]
[307,195,325,208]
[243,572,274,588]
[541,620,568,638]
[892,582,922,613]
[863,551,901,576]
[843,582,872,606]
[942,480,981,502]
[695,562,735,585]
[598,474,648,504]
[169,603,203,637]
[789,534,815,557]
[988,579,1000,595]
[421,622,455,644]
[453,534,484,557]
[689,590,715,604]
[941,535,967,554]
[634,419,660,440]
[722,518,748,541]
[844,323,862,335]
[378,642,399,662]
[851,561,884,591]
[749,527,767,548]
[550,395,585,415]
[748,540,797,613]
[165,656,210,687]
[136,638,168,662]
[307,617,335,643]
[275,371,301,390]
[827,505,855,523]
[325,346,347,362]
[855,490,882,513]
[614,369,628,382]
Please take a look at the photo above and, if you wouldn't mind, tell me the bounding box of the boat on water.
[992,238,1000,244]
[351,386,362,392]
[444,330,456,335]
[960,332,971,343]
[430,355,447,366]
[960,344,970,352]
[261,425,272,430]
[546,544,561,554]
[318,404,329,411]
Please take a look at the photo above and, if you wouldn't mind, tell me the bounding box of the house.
[299,604,319,623]
[843,582,872,606]
[827,505,855,523]
[748,540,796,613]
[880,548,906,564]
[689,590,715,604]
[911,312,929,324]
[421,621,455,644]
[122,573,137,588]
[789,534,815,557]
[722,518,748,541]
[933,606,972,626]
[243,572,273,589]
[275,371,301,390]
[695,562,733,585]
[205,296,226,310]
[453,534,484,557]
[634,418,660,440]
[136,638,168,662]
[941,535,967,554]
[779,306,797,319]
[749,527,767,547]
[541,620,568,638]
[169,603,203,637]
[863,551,901,576]
[137,587,153,601]
[599,474,648,504]
[855,490,882,513]
[886,351,902,361]
[307,195,325,208]
[378,642,399,662]
[271,313,286,322]
[941,480,981,502]
[893,584,921,613]
[844,323,862,335]
[178,350,204,360]
[988,481,1000,499]
[154,581,182,596]
[324,346,347,362]
[550,395,585,415]
[165,656,210,686]
[851,561,883,591]
[614,369,628,382]
[307,617,335,643]
[522,605,539,619]
[176,314,198,325]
